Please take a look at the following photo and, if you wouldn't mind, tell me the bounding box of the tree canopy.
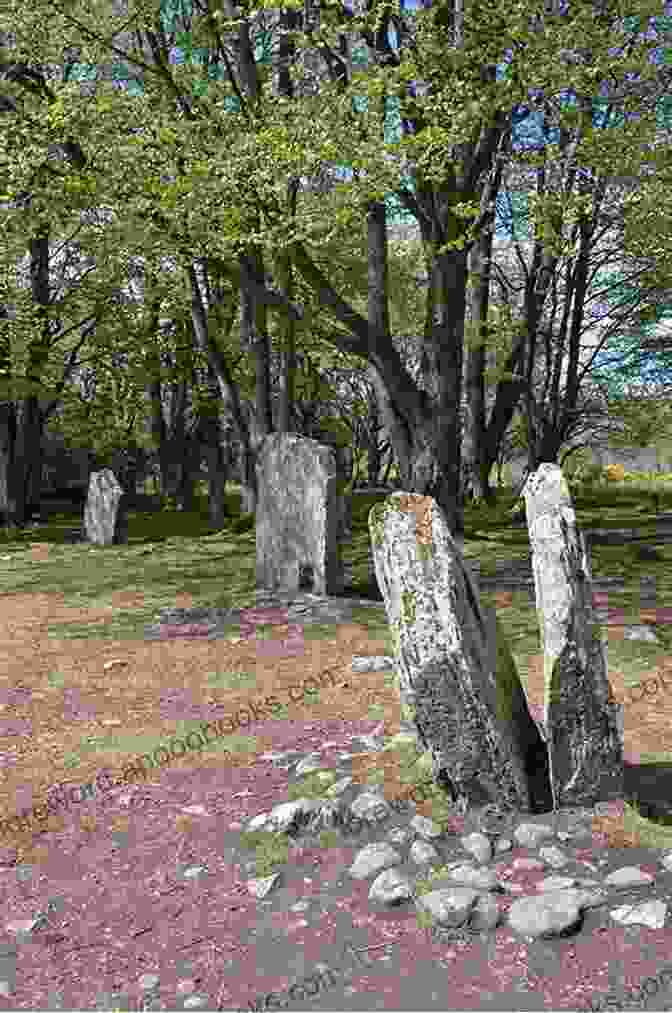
[1,0,671,524]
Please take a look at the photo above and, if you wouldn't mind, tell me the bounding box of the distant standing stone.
[83,469,129,547]
[255,434,349,596]
[523,463,623,811]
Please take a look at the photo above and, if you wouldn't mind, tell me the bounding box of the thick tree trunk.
[143,352,169,502]
[365,360,463,533]
[380,444,398,487]
[462,193,496,506]
[291,230,467,535]
[163,348,193,509]
[159,425,191,508]
[271,16,301,438]
[367,194,465,529]
[460,116,517,507]
[238,402,261,515]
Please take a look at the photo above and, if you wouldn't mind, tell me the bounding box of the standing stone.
[523,463,623,810]
[83,469,129,546]
[369,492,553,815]
[256,434,348,596]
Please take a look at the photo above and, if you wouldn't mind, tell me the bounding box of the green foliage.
[577,460,607,488]
[603,396,672,452]
[561,447,596,482]
[0,0,669,507]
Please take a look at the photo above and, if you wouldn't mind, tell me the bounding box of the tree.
[464,146,672,493]
[0,11,382,521]
[1,0,453,516]
[1,0,668,535]
[225,0,669,528]
[0,69,129,526]
[276,1,672,502]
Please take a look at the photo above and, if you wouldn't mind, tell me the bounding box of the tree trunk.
[193,360,231,529]
[380,444,398,487]
[460,106,514,507]
[274,242,298,436]
[237,246,272,516]
[272,2,301,440]
[462,217,498,506]
[201,438,229,528]
[160,429,191,507]
[2,227,54,526]
[365,394,384,486]
[291,228,467,536]
[145,337,203,511]
[238,399,261,515]
[366,199,389,489]
[231,24,269,517]
[143,344,169,501]
[0,396,44,527]
[186,259,259,517]
[0,405,13,523]
[170,443,199,512]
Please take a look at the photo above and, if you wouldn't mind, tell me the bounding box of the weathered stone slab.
[523,463,624,810]
[255,434,348,596]
[368,492,553,815]
[83,468,129,546]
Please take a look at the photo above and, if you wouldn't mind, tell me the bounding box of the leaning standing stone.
[83,469,129,546]
[369,492,553,816]
[523,463,623,810]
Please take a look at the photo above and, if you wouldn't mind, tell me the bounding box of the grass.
[2,468,672,859]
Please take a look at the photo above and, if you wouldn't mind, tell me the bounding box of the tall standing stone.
[523,463,623,810]
[83,469,129,547]
[369,492,553,815]
[256,434,348,596]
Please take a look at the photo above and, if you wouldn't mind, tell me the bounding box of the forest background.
[3,0,672,532]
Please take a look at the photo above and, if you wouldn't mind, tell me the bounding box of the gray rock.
[623,624,661,644]
[523,463,624,810]
[367,491,553,815]
[255,434,349,596]
[243,748,672,950]
[82,469,128,546]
